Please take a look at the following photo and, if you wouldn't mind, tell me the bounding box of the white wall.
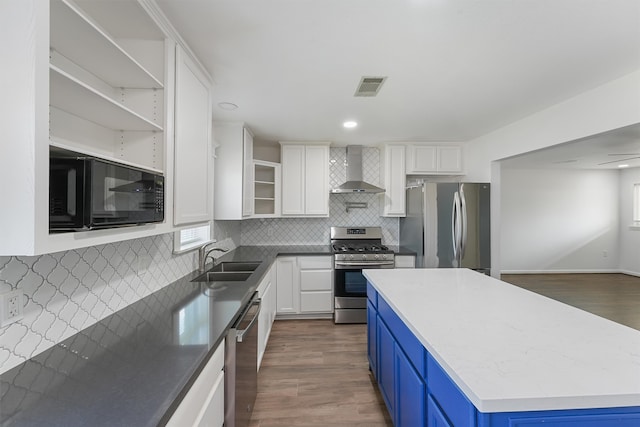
[465,70,640,182]
[500,168,620,273]
[462,69,640,275]
[619,168,640,276]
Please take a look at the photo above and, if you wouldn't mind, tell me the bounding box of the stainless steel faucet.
[198,243,228,272]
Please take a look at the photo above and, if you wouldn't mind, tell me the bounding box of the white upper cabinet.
[380,144,406,217]
[304,145,330,215]
[0,0,209,255]
[280,142,330,217]
[214,123,254,220]
[174,45,213,226]
[406,144,463,175]
[280,145,305,215]
[242,128,255,217]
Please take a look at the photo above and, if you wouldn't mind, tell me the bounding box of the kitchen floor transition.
[502,273,640,331]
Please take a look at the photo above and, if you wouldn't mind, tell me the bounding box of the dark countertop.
[386,245,416,256]
[0,244,418,426]
[0,245,332,427]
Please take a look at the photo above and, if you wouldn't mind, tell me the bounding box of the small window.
[173,223,212,253]
[634,183,640,223]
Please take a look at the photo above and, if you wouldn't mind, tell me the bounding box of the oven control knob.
[375,254,380,260]
[362,254,367,260]
[382,254,387,259]
[350,254,354,260]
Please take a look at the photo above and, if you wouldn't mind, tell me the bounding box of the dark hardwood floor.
[250,320,392,427]
[501,273,640,331]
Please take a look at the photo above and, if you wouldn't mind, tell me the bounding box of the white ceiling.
[156,0,640,166]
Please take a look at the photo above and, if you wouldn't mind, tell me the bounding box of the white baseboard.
[619,269,640,278]
[500,269,621,275]
[275,313,333,320]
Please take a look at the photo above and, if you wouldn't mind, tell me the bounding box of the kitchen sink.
[191,262,261,283]
[211,262,261,273]
[192,271,253,283]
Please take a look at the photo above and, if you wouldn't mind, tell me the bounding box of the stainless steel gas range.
[331,226,395,324]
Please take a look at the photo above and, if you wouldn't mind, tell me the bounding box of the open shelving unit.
[49,0,166,172]
[2,0,217,256]
[253,160,281,217]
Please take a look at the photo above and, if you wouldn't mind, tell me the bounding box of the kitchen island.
[364,268,640,426]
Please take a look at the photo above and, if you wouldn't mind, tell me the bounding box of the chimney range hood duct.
[331,145,385,194]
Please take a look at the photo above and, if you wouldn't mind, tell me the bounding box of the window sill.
[630,224,640,231]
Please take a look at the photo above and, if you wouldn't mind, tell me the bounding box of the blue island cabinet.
[366,282,640,427]
[368,282,426,426]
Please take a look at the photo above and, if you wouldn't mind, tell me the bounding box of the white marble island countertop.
[363,268,640,413]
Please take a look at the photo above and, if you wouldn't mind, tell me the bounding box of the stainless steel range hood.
[331,145,385,194]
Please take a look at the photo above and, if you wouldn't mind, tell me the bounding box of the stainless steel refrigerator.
[399,182,491,273]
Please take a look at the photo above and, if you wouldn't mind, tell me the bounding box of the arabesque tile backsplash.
[239,146,399,245]
[0,234,237,375]
[0,235,187,374]
[0,146,398,374]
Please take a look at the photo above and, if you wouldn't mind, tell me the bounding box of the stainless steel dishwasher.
[225,292,261,427]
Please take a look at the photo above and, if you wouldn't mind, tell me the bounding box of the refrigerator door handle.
[422,185,427,267]
[460,186,468,260]
[452,191,461,262]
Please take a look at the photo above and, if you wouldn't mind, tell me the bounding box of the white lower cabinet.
[276,256,333,316]
[276,257,300,315]
[299,256,333,313]
[257,264,277,370]
[167,338,225,427]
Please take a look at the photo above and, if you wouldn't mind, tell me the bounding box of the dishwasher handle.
[236,296,261,343]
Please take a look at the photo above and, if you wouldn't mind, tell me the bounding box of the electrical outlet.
[137,254,152,276]
[1,290,24,327]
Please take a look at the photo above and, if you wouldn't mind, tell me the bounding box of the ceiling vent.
[354,76,387,97]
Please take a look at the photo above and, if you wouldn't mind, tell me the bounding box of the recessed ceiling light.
[618,164,629,168]
[218,102,238,110]
[343,121,358,129]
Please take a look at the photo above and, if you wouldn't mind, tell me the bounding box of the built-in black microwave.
[49,152,164,232]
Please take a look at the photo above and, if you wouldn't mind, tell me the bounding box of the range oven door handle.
[334,260,396,267]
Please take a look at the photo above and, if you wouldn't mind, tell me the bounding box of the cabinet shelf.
[50,0,163,89]
[253,160,281,217]
[50,65,163,132]
[50,139,164,174]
